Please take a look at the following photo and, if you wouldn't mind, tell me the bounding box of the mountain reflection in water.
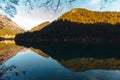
[1,41,120,80]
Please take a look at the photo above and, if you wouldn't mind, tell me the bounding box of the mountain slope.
[30,21,50,32]
[58,8,120,24]
[0,14,24,38]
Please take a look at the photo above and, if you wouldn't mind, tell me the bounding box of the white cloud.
[90,0,101,5]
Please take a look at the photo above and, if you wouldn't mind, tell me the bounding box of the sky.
[1,0,120,31]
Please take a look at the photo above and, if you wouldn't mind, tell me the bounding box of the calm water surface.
[1,40,120,80]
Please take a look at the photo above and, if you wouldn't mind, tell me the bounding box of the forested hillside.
[15,8,120,45]
[59,8,120,24]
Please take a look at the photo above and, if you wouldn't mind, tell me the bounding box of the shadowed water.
[1,40,120,80]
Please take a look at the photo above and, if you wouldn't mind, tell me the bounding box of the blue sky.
[1,0,120,30]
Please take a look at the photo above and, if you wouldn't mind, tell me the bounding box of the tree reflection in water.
[1,40,120,79]
[16,42,120,72]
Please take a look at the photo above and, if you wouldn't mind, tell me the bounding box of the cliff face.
[0,14,24,38]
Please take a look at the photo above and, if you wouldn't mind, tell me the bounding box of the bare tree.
[23,0,117,11]
[0,0,118,17]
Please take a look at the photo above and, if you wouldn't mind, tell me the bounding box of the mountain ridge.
[58,8,120,24]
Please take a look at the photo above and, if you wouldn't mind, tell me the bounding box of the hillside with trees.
[29,21,50,32]
[0,14,24,39]
[15,8,120,46]
[59,8,120,24]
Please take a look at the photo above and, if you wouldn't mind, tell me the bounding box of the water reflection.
[1,41,120,80]
[0,40,23,79]
[30,47,49,58]
[0,40,23,62]
[19,43,120,71]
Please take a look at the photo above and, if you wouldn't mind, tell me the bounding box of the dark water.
[1,41,120,80]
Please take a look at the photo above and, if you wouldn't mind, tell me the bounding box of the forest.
[15,8,120,46]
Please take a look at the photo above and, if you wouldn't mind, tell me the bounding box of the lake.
[1,40,120,80]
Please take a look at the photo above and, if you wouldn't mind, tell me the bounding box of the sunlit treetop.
[0,0,118,17]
